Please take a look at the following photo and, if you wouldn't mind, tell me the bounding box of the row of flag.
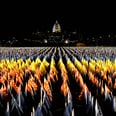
[0,47,116,115]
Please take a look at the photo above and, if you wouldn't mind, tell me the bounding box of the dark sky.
[1,1,116,39]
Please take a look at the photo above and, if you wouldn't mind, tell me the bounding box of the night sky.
[0,1,116,40]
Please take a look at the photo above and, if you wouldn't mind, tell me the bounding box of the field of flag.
[0,47,116,116]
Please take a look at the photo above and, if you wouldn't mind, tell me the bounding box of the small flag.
[95,99,103,116]
[5,102,10,116]
[113,96,116,112]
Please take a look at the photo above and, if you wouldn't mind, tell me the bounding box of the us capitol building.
[23,20,79,46]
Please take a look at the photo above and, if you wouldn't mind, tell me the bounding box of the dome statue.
[52,20,61,33]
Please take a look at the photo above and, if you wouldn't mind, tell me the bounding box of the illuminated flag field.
[0,47,116,116]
